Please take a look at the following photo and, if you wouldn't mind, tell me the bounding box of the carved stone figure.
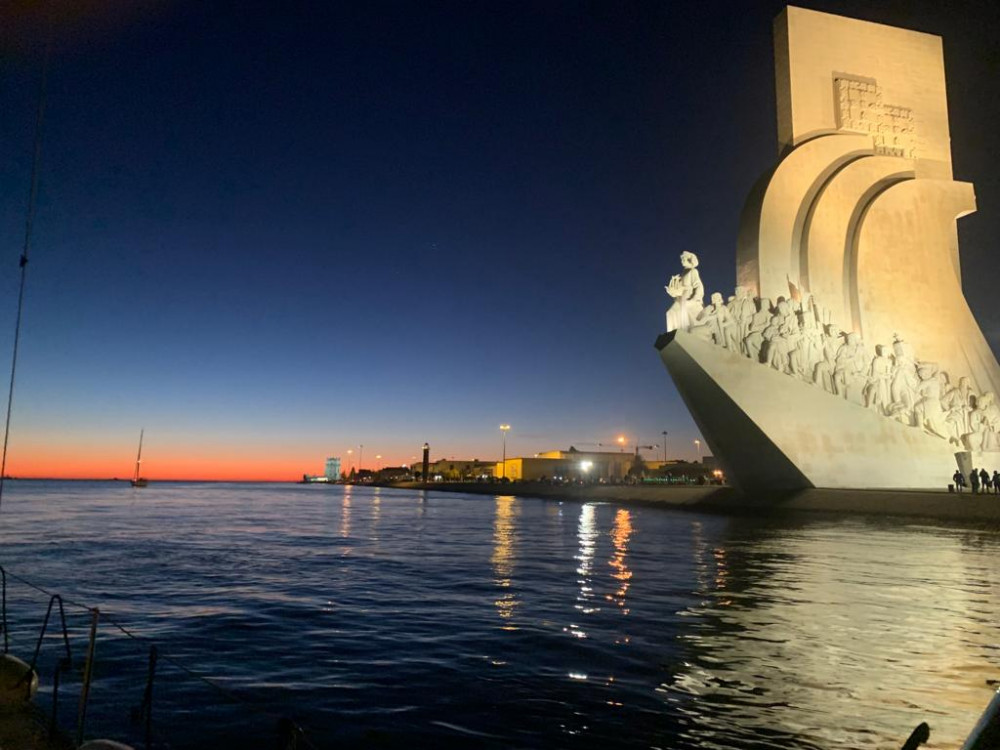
[715,294,741,350]
[791,311,823,382]
[691,292,738,350]
[833,332,867,404]
[913,363,950,438]
[943,376,974,443]
[864,345,892,414]
[665,251,704,333]
[732,286,756,344]
[762,315,792,373]
[889,337,919,425]
[743,299,773,362]
[813,325,842,394]
[964,392,1000,451]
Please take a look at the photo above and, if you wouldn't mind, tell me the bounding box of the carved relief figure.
[943,376,974,443]
[665,251,704,333]
[914,363,950,438]
[965,392,1000,451]
[792,310,823,382]
[720,296,742,351]
[813,325,842,394]
[732,286,756,345]
[865,345,892,413]
[889,337,919,425]
[691,292,737,349]
[743,299,773,362]
[833,332,867,404]
[762,315,791,373]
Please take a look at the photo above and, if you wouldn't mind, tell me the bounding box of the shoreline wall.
[387,481,1000,525]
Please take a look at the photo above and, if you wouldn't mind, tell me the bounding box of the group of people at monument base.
[952,468,1000,493]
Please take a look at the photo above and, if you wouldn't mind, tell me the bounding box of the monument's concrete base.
[656,329,963,492]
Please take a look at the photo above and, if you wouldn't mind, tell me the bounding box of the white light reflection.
[665,524,1000,749]
[371,487,381,543]
[567,503,598,639]
[340,487,352,539]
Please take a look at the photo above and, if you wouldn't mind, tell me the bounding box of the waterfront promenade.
[392,481,1000,524]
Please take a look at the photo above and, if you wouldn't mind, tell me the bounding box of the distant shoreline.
[1,477,293,483]
[388,481,1000,525]
[6,477,999,525]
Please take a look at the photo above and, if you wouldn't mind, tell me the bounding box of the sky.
[1,0,999,480]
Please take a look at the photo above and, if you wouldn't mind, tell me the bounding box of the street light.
[617,435,626,452]
[694,439,701,462]
[359,444,364,473]
[661,431,668,463]
[376,454,382,470]
[499,424,511,479]
[347,449,353,477]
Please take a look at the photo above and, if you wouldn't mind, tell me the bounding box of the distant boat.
[131,429,148,487]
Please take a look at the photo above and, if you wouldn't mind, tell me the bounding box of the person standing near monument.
[953,469,965,492]
[993,470,1000,493]
[970,467,980,494]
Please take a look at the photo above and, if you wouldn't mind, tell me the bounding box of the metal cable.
[0,35,52,513]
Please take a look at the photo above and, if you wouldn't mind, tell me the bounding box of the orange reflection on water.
[607,509,633,614]
[491,495,519,629]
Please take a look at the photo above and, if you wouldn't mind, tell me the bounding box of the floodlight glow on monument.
[655,6,1000,492]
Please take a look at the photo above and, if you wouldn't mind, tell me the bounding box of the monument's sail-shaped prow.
[658,7,1000,492]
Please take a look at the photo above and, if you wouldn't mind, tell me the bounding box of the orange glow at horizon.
[6,440,347,482]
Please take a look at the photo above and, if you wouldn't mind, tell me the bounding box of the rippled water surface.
[0,481,998,749]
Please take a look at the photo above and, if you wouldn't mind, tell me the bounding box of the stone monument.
[655,6,1000,492]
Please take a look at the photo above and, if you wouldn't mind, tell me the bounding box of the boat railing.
[0,563,318,749]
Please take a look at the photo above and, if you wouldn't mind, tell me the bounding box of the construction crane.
[572,441,659,455]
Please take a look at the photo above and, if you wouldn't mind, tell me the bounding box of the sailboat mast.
[134,429,144,481]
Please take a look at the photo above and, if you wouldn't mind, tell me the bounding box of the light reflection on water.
[607,508,633,615]
[491,495,518,628]
[0,482,997,749]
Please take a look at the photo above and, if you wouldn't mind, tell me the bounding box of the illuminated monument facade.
[656,6,1000,491]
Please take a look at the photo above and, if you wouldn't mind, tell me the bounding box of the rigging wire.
[0,32,51,513]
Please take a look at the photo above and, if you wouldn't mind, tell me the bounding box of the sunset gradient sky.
[2,0,999,480]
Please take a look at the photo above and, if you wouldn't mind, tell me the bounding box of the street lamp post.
[376,454,382,470]
[359,444,364,474]
[661,431,668,463]
[694,439,701,462]
[499,424,510,479]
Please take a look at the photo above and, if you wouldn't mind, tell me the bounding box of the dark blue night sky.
[1,0,998,477]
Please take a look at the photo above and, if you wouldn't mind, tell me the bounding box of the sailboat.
[131,429,148,487]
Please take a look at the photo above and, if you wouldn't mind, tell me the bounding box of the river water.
[0,481,997,749]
